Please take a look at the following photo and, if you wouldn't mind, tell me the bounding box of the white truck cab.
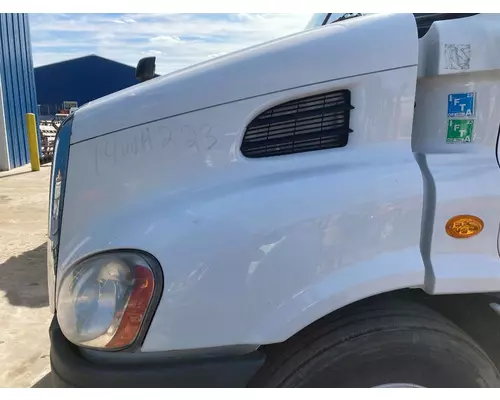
[48,13,500,387]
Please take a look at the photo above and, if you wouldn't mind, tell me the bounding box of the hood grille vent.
[241,89,353,158]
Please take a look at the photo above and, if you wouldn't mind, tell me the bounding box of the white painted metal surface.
[51,13,500,355]
[70,13,417,144]
[413,14,500,294]
[417,14,500,78]
[57,13,421,353]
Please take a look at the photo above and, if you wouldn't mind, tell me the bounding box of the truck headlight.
[57,252,160,350]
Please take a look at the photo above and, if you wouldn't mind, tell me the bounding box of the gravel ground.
[0,164,53,388]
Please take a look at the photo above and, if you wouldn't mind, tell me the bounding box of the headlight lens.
[57,252,157,350]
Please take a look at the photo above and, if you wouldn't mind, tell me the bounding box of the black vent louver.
[241,89,353,158]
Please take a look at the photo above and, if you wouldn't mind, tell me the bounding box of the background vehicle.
[47,13,500,387]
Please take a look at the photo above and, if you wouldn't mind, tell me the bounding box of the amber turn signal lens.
[445,215,484,239]
[106,265,155,349]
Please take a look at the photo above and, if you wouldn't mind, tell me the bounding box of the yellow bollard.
[26,113,40,172]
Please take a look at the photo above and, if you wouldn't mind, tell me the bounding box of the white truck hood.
[71,13,417,144]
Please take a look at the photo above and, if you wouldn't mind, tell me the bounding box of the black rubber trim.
[495,122,500,170]
[49,318,266,388]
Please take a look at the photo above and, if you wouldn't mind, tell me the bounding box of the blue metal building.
[35,55,143,117]
[0,13,39,171]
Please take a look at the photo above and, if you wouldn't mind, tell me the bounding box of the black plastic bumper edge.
[49,318,266,388]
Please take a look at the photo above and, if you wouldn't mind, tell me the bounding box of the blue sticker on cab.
[448,92,475,118]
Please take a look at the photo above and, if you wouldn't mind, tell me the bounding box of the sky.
[29,13,313,75]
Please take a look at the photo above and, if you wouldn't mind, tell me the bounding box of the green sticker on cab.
[447,119,474,143]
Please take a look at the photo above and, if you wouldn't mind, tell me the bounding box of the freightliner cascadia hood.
[71,13,417,144]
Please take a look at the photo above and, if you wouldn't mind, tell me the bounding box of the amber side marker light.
[446,215,484,239]
[106,265,155,349]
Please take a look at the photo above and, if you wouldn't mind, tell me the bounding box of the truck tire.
[251,299,500,387]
